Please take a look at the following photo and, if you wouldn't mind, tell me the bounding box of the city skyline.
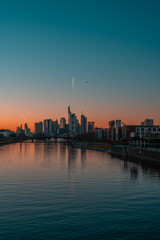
[2,108,159,144]
[1,104,159,132]
[1,1,160,131]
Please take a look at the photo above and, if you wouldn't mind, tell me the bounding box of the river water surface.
[0,142,160,240]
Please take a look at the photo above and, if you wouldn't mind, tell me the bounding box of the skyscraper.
[24,123,28,130]
[34,122,43,134]
[88,121,95,133]
[116,120,121,128]
[109,120,115,128]
[68,106,78,134]
[81,114,87,134]
[53,120,59,135]
[43,119,53,137]
[60,118,66,129]
[68,105,71,126]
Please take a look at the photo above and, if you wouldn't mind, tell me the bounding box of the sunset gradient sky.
[0,0,160,131]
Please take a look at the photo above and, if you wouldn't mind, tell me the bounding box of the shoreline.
[0,139,25,146]
[69,140,160,162]
[69,140,112,152]
[111,144,160,162]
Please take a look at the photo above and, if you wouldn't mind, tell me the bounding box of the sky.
[0,0,160,131]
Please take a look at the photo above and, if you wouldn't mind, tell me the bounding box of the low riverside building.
[122,125,160,139]
[106,120,160,142]
[115,127,122,141]
[107,120,122,141]
[122,125,136,139]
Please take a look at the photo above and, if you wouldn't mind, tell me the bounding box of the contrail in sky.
[72,77,75,90]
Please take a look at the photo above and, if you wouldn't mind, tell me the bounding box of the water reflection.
[111,153,160,181]
[19,142,23,158]
[43,142,59,168]
[59,142,67,170]
[81,149,87,170]
[67,146,78,177]
[34,142,43,161]
[130,164,138,180]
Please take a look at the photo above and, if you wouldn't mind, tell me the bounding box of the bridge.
[28,134,76,143]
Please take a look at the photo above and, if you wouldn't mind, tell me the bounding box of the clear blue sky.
[0,0,160,129]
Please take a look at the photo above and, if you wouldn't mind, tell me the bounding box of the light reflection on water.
[0,142,160,240]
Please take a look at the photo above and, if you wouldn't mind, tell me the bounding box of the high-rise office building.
[70,113,77,133]
[116,120,121,127]
[34,122,43,134]
[43,119,53,136]
[60,118,66,129]
[91,122,95,131]
[24,123,31,136]
[53,120,59,135]
[24,123,28,130]
[16,127,21,135]
[16,125,25,135]
[81,114,87,134]
[68,106,78,134]
[76,118,80,134]
[88,121,95,133]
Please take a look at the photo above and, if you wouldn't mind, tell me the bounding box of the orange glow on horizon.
[1,117,158,133]
[1,103,160,132]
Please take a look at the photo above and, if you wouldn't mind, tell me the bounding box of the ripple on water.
[0,142,160,240]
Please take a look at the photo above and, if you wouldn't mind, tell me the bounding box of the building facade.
[60,118,66,129]
[43,119,53,137]
[81,114,87,134]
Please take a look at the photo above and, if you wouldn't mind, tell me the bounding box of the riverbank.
[69,140,160,162]
[0,139,25,146]
[69,140,112,151]
[111,145,160,161]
